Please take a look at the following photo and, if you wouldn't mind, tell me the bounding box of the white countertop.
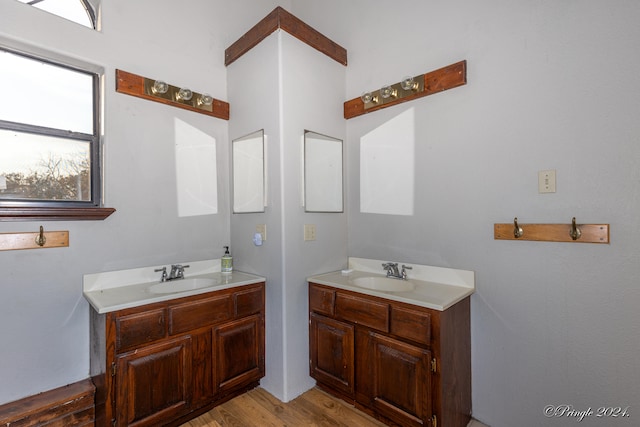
[83,259,265,314]
[307,257,475,311]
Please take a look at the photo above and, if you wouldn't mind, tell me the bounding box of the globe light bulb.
[198,93,214,106]
[176,88,193,101]
[151,80,169,95]
[400,76,417,91]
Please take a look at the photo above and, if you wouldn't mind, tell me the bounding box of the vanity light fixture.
[116,70,230,119]
[344,60,468,119]
[361,74,425,110]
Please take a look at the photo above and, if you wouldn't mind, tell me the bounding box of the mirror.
[304,131,343,212]
[232,130,265,213]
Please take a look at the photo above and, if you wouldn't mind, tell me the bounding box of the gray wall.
[228,30,347,401]
[294,1,640,426]
[0,0,285,405]
[1,2,639,427]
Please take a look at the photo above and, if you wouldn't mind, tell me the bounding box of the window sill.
[0,207,116,221]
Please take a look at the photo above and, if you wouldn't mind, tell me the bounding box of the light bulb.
[360,91,378,104]
[198,93,214,106]
[401,76,417,91]
[176,88,193,101]
[151,80,169,95]
[380,85,396,99]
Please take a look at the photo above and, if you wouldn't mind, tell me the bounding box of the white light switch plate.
[304,224,316,241]
[538,170,556,193]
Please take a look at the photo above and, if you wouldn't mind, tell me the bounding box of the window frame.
[0,46,113,221]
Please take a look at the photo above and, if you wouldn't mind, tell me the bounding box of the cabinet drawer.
[116,309,166,352]
[390,305,431,346]
[234,284,264,317]
[335,293,389,332]
[169,294,232,335]
[309,284,335,316]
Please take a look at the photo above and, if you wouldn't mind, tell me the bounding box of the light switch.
[304,224,316,241]
[538,170,556,193]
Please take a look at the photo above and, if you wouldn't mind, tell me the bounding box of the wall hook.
[570,217,582,241]
[513,217,524,238]
[35,225,46,247]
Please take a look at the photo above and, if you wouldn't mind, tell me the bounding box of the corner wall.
[228,30,347,401]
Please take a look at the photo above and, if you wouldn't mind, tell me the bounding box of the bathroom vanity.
[308,258,474,427]
[84,261,265,427]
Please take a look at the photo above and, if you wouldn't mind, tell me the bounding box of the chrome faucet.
[382,262,412,280]
[154,264,190,282]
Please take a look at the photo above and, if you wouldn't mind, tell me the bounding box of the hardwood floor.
[180,387,491,427]
[180,387,387,427]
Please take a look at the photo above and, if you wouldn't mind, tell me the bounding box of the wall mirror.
[304,130,343,212]
[232,129,265,213]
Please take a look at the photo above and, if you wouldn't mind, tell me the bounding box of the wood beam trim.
[344,60,467,120]
[225,6,347,67]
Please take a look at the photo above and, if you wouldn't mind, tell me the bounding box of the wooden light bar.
[344,60,467,119]
[115,70,230,120]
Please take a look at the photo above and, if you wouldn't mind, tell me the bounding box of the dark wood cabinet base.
[309,283,470,427]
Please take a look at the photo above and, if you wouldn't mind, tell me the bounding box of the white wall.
[0,0,284,405]
[228,30,347,402]
[1,2,639,426]
[293,1,640,426]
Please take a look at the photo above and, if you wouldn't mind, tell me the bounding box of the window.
[17,0,97,29]
[0,47,113,220]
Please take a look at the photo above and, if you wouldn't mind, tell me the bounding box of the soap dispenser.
[221,246,233,273]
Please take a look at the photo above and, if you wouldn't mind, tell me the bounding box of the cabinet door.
[213,314,265,394]
[369,332,432,427]
[116,336,192,427]
[309,312,355,397]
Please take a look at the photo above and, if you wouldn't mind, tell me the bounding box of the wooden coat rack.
[494,217,609,244]
[0,226,69,251]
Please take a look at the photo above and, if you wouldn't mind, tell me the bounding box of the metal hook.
[36,225,46,247]
[570,217,582,240]
[513,217,524,238]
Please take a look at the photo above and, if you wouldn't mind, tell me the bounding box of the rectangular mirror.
[304,130,343,212]
[232,130,265,213]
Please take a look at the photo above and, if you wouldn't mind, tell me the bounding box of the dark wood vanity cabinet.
[309,282,470,427]
[91,282,265,427]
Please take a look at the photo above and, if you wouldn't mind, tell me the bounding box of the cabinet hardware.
[111,362,117,377]
[431,414,437,427]
[431,358,437,373]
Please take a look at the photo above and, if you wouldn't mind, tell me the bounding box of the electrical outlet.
[304,224,316,241]
[538,170,556,193]
[256,224,266,241]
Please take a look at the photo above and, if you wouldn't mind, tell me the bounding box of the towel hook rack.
[570,217,582,241]
[513,217,523,238]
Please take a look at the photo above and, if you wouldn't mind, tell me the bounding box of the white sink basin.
[149,277,219,294]
[352,277,415,292]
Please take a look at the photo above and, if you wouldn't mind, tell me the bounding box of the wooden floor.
[180,387,387,427]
